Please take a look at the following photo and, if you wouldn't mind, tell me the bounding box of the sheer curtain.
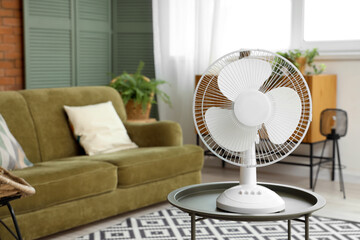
[152,0,219,144]
[152,0,291,144]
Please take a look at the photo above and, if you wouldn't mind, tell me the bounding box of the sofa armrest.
[124,120,183,147]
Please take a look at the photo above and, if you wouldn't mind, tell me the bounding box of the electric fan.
[193,49,312,214]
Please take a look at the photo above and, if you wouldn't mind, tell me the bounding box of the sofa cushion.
[0,159,117,217]
[20,86,127,161]
[0,91,41,163]
[64,101,137,155]
[0,115,33,170]
[62,144,204,187]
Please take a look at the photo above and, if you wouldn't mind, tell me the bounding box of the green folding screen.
[112,0,155,78]
[76,0,112,86]
[112,0,158,118]
[24,0,154,89]
[23,0,75,88]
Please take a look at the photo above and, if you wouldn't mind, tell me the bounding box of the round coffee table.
[168,182,326,240]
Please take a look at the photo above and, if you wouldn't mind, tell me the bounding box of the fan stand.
[216,144,285,214]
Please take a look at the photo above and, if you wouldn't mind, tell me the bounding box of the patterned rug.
[77,207,360,240]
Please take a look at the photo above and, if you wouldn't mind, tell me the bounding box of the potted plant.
[110,61,171,120]
[277,48,326,75]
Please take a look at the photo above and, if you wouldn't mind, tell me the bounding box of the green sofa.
[0,86,204,239]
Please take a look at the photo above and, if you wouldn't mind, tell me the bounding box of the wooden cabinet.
[302,74,337,143]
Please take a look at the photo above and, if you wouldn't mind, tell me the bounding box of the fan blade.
[205,107,257,152]
[265,87,302,144]
[218,58,272,101]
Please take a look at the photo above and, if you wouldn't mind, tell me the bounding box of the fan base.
[216,184,285,214]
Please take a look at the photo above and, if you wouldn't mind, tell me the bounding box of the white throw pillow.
[64,101,138,155]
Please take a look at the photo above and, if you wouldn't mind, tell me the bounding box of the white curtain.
[152,0,291,144]
[152,0,220,144]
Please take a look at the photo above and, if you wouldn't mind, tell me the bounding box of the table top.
[168,182,326,222]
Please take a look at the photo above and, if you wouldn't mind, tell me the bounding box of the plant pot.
[126,100,152,120]
[296,57,306,75]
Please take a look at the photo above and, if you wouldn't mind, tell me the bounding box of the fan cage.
[193,49,312,167]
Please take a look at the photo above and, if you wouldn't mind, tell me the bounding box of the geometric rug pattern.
[77,207,360,240]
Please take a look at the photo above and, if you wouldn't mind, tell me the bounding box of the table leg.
[305,215,309,240]
[288,220,291,240]
[190,213,195,240]
[6,202,22,240]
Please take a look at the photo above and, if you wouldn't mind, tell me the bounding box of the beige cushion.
[64,101,137,155]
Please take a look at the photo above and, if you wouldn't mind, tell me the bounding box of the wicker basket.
[0,167,35,199]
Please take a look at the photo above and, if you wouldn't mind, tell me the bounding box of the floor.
[41,157,360,240]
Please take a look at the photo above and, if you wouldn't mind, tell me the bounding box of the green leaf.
[109,61,172,109]
[276,48,325,75]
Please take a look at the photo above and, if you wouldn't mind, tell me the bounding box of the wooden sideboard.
[302,74,337,143]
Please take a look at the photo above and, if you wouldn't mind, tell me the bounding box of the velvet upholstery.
[125,121,183,147]
[0,171,201,240]
[56,144,203,187]
[0,91,41,163]
[0,86,204,240]
[0,160,117,218]
[19,86,127,161]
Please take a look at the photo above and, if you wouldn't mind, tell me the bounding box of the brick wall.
[0,0,24,91]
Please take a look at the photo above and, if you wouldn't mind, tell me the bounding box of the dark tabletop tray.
[168,182,326,221]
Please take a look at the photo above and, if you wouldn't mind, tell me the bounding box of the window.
[168,0,291,59]
[304,0,360,42]
[292,0,360,54]
[218,0,291,54]
[212,0,291,59]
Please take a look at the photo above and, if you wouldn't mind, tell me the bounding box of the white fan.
[193,49,312,214]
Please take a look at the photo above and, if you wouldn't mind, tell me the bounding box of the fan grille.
[193,49,312,167]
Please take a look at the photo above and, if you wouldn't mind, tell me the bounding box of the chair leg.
[335,140,346,199]
[313,140,327,191]
[6,202,23,240]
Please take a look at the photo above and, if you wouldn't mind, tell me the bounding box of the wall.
[0,0,24,90]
